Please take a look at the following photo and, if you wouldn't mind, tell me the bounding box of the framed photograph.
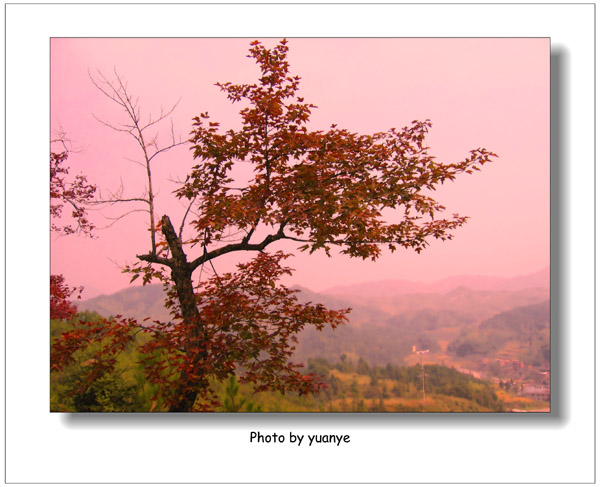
[6,3,594,484]
[50,37,549,414]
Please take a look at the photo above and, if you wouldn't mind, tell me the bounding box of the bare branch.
[92,197,150,205]
[147,140,187,163]
[140,97,182,132]
[124,156,148,169]
[90,69,184,258]
[91,113,135,134]
[179,195,197,239]
[136,252,173,268]
[94,208,149,230]
[91,178,150,207]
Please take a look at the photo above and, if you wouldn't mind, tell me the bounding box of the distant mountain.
[309,285,549,325]
[79,283,392,328]
[78,284,170,322]
[77,273,550,367]
[79,268,549,323]
[292,285,390,328]
[323,267,549,297]
[433,267,550,293]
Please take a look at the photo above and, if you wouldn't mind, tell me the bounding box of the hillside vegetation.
[68,271,550,412]
[448,300,550,365]
[51,312,507,412]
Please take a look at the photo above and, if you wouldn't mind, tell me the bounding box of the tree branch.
[179,195,197,240]
[93,197,150,205]
[147,140,187,163]
[189,221,287,271]
[95,208,149,230]
[140,98,182,132]
[136,252,173,268]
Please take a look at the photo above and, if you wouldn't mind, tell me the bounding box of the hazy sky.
[50,38,549,298]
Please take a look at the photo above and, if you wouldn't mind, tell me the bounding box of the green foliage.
[51,314,154,412]
[448,328,496,357]
[202,356,513,412]
[304,357,505,412]
[419,364,503,410]
[221,375,263,412]
[70,375,139,412]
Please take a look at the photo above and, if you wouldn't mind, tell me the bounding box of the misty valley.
[51,268,550,413]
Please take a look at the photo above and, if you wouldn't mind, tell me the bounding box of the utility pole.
[412,346,429,410]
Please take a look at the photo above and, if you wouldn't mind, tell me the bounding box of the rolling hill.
[78,269,550,369]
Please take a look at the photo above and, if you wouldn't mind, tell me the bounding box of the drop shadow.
[548,46,569,424]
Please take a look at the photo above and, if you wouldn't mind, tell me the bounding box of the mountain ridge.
[322,267,549,297]
[78,269,550,329]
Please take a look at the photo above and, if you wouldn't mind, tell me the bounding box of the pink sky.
[50,38,549,298]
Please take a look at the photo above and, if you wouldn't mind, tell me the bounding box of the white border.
[5,3,595,483]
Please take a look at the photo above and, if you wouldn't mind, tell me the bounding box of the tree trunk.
[160,215,204,412]
[160,215,199,327]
